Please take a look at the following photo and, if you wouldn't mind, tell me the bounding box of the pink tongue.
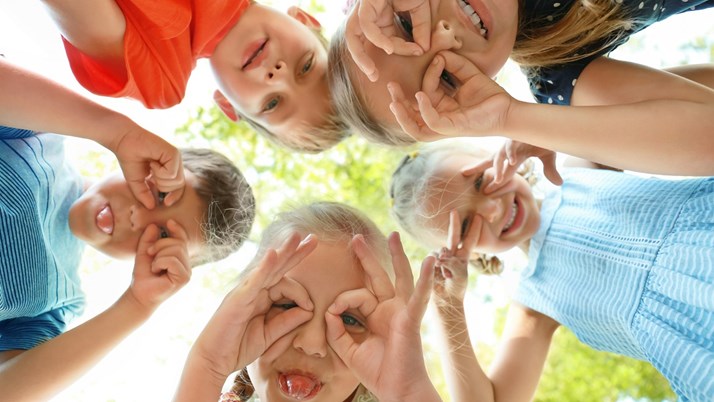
[96,205,114,234]
[284,374,318,400]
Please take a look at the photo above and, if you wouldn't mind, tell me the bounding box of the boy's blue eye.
[158,191,168,204]
[394,13,413,41]
[263,97,280,112]
[159,227,169,239]
[301,56,314,75]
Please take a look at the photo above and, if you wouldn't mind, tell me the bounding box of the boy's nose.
[292,318,327,358]
[266,61,288,82]
[431,20,462,52]
[129,205,151,231]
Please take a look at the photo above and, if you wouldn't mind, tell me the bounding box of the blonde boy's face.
[68,170,205,260]
[211,4,331,142]
[348,0,519,129]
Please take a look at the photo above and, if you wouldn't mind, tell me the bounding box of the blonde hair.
[327,22,416,147]
[390,141,536,275]
[512,0,634,69]
[328,0,636,145]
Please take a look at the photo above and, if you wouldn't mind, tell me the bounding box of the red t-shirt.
[62,0,249,109]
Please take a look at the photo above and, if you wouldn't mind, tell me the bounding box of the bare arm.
[0,293,153,402]
[487,304,559,402]
[0,59,186,208]
[0,59,133,150]
[397,54,714,176]
[505,58,714,176]
[40,0,127,78]
[435,303,492,402]
[0,222,190,402]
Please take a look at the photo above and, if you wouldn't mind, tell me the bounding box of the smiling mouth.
[502,199,519,233]
[242,39,268,70]
[459,0,488,37]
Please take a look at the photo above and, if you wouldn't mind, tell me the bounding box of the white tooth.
[480,28,487,36]
[470,14,482,27]
[463,4,475,14]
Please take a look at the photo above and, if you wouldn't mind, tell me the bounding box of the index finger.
[460,158,492,177]
[346,15,379,82]
[388,232,415,300]
[458,215,482,259]
[436,50,482,83]
[127,179,156,210]
[150,161,186,207]
[352,234,396,302]
[402,0,431,52]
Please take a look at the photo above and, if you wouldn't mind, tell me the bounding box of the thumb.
[325,311,359,365]
[134,224,160,271]
[542,156,564,186]
[127,178,156,209]
[264,309,312,346]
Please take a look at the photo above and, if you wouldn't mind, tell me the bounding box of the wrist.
[98,113,140,153]
[117,290,157,321]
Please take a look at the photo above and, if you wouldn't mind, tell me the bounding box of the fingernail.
[299,233,314,245]
[442,268,453,279]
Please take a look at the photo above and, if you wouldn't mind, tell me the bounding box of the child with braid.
[174,202,442,402]
[389,140,714,401]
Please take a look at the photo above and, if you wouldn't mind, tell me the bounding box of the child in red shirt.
[42,0,347,152]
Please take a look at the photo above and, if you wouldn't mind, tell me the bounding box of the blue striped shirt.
[0,129,85,351]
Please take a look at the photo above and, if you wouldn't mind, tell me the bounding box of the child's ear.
[287,6,322,30]
[213,90,240,122]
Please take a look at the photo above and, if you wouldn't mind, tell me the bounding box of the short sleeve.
[0,126,36,140]
[0,308,74,351]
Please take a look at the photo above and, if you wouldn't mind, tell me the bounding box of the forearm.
[435,303,494,402]
[0,59,138,150]
[0,292,152,402]
[503,98,714,176]
[173,347,229,402]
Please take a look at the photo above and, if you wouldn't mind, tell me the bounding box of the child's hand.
[489,140,562,189]
[110,126,186,209]
[432,210,482,307]
[346,0,432,82]
[190,233,318,378]
[326,233,442,402]
[390,51,513,141]
[129,220,191,312]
